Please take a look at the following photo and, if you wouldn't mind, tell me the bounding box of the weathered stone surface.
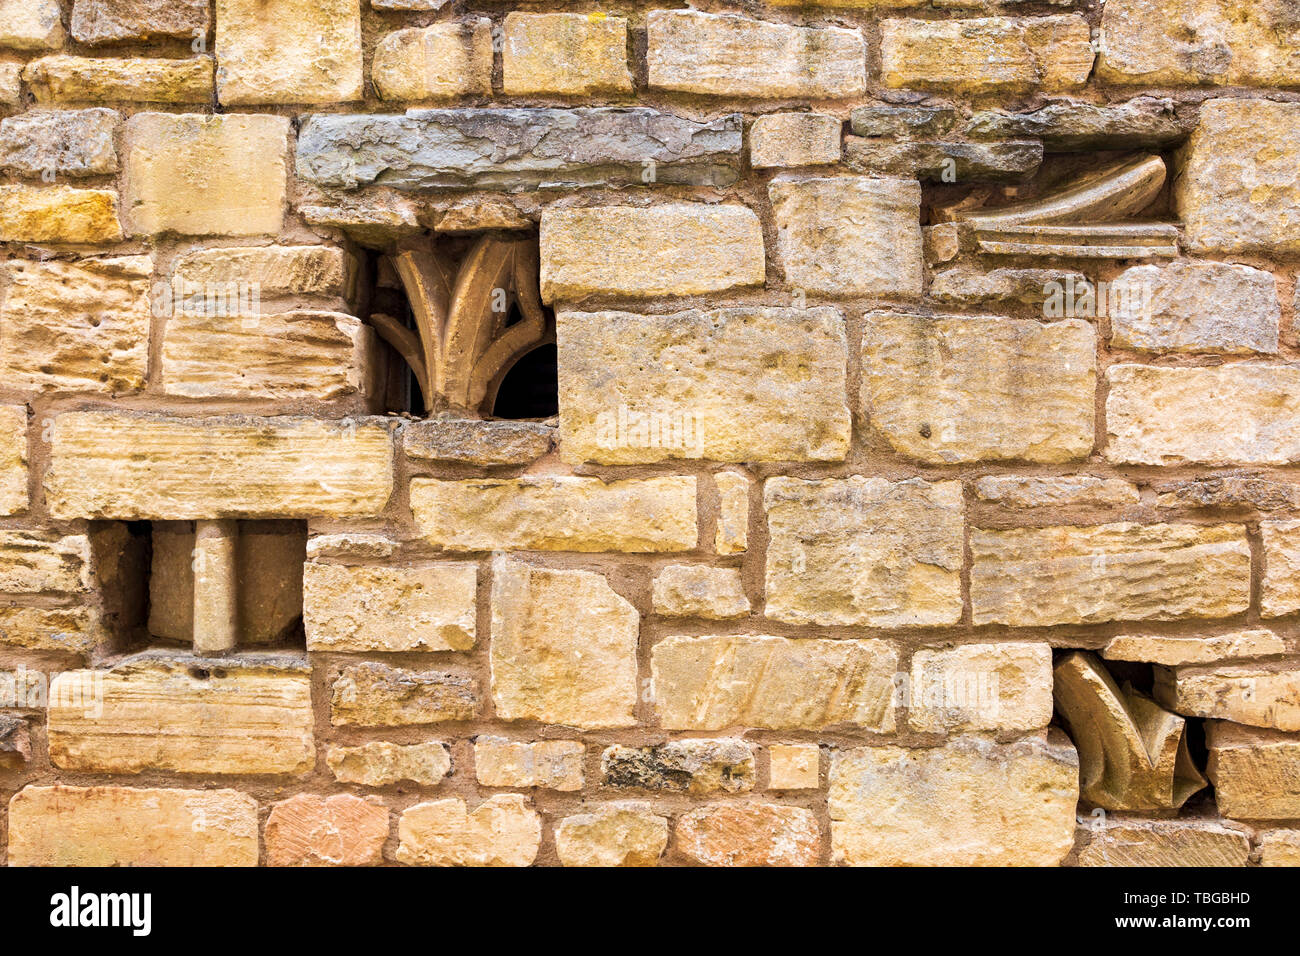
[863,311,1095,464]
[540,204,762,300]
[880,16,1093,92]
[765,477,963,628]
[831,733,1078,866]
[48,656,315,774]
[0,256,150,393]
[0,184,122,243]
[0,605,98,654]
[306,533,398,561]
[555,804,668,867]
[557,307,849,464]
[474,737,584,791]
[7,785,258,866]
[1206,721,1300,819]
[123,113,288,237]
[749,112,841,169]
[652,565,750,620]
[216,0,362,105]
[0,109,119,177]
[845,138,1043,182]
[972,523,1251,626]
[432,195,531,232]
[265,794,389,866]
[0,0,63,50]
[652,634,899,732]
[1259,830,1300,866]
[490,557,638,729]
[602,739,755,795]
[714,472,749,556]
[0,713,30,768]
[327,741,451,787]
[1156,474,1300,512]
[331,662,479,727]
[0,531,90,594]
[0,405,25,516]
[297,110,742,191]
[72,0,210,45]
[1104,630,1287,667]
[1110,261,1279,354]
[1262,520,1300,617]
[0,62,20,106]
[396,794,541,867]
[503,13,631,96]
[173,245,349,299]
[1107,365,1300,465]
[677,803,820,867]
[908,642,1053,734]
[965,97,1195,150]
[24,55,215,104]
[300,191,421,247]
[770,177,922,298]
[851,104,958,138]
[411,476,696,552]
[1099,0,1300,87]
[1177,100,1300,254]
[647,11,865,98]
[372,21,492,102]
[1077,818,1251,867]
[304,562,476,653]
[1156,663,1300,731]
[769,744,820,790]
[403,419,553,466]
[161,310,369,400]
[974,475,1140,510]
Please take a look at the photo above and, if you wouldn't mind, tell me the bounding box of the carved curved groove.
[960,154,1168,228]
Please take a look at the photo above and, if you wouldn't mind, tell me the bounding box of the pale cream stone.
[769,177,922,298]
[1104,630,1288,667]
[555,803,668,867]
[880,16,1094,92]
[0,256,150,393]
[503,13,632,96]
[908,642,1054,734]
[974,476,1140,510]
[764,477,964,628]
[1107,364,1300,465]
[122,113,288,237]
[863,311,1095,464]
[1258,830,1300,866]
[750,113,841,169]
[0,605,99,654]
[1262,520,1300,617]
[1077,818,1250,867]
[652,565,750,620]
[0,184,122,243]
[490,557,638,729]
[396,794,541,867]
[652,634,899,732]
[304,562,477,652]
[0,0,65,51]
[557,307,849,464]
[830,733,1079,866]
[7,786,258,867]
[372,21,493,102]
[714,471,749,555]
[330,662,480,727]
[768,744,820,790]
[0,61,20,105]
[48,657,315,775]
[1156,663,1300,732]
[474,737,584,791]
[0,405,26,516]
[647,11,865,98]
[411,476,696,553]
[24,55,215,104]
[0,531,90,594]
[1177,100,1300,255]
[172,245,349,299]
[327,741,451,787]
[216,0,362,105]
[1205,721,1300,819]
[540,204,764,302]
[46,412,394,520]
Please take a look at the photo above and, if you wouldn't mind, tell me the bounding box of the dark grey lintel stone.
[295,108,743,191]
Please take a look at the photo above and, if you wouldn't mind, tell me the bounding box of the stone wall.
[0,0,1297,867]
